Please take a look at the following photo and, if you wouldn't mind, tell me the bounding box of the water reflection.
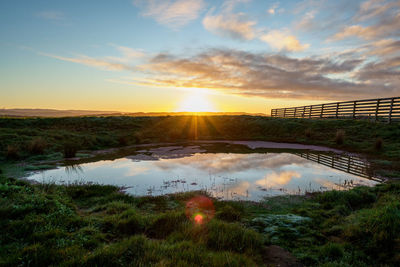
[65,164,83,175]
[294,152,378,181]
[26,150,381,201]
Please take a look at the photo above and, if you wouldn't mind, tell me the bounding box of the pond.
[26,142,381,201]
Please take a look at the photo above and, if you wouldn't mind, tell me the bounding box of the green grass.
[1,173,400,266]
[1,116,400,161]
[1,115,400,265]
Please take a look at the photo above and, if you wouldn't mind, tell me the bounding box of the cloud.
[202,0,256,41]
[296,10,317,30]
[354,0,399,22]
[137,0,205,28]
[105,45,146,63]
[36,11,64,20]
[255,171,301,187]
[330,0,400,41]
[39,39,399,101]
[42,53,133,71]
[368,39,400,57]
[260,30,310,52]
[154,153,308,174]
[203,12,256,40]
[125,48,398,100]
[267,2,279,15]
[355,56,400,84]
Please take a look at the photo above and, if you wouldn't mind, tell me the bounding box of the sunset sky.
[1,0,399,114]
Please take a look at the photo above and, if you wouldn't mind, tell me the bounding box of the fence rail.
[271,97,400,123]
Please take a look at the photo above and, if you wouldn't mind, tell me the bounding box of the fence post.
[388,97,395,124]
[283,108,287,118]
[302,106,305,117]
[347,157,351,172]
[375,99,380,122]
[294,107,297,118]
[352,101,357,119]
[336,102,339,118]
[309,105,313,118]
[320,104,325,118]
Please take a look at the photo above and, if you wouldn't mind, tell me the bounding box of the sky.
[0,0,399,114]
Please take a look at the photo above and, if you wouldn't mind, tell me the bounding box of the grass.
[1,174,400,266]
[1,116,400,161]
[0,176,264,266]
[1,115,400,265]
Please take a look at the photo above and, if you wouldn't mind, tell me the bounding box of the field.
[1,116,400,266]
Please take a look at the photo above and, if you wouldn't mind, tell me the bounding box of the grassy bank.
[1,174,400,266]
[1,115,400,159]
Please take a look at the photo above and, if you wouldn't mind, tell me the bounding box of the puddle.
[26,143,380,201]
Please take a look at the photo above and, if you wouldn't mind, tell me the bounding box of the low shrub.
[118,136,129,146]
[28,137,47,154]
[63,142,78,158]
[335,130,345,145]
[374,137,383,150]
[6,145,19,159]
[305,128,312,138]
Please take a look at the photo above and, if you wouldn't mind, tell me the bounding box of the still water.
[26,148,379,201]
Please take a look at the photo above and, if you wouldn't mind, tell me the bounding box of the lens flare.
[185,195,215,225]
[194,213,204,224]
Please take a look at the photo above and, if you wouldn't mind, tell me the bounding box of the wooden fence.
[271,97,400,123]
[295,152,381,182]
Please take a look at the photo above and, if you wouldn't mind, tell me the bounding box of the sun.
[175,90,217,112]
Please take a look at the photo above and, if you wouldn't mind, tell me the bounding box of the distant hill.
[0,109,266,117]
